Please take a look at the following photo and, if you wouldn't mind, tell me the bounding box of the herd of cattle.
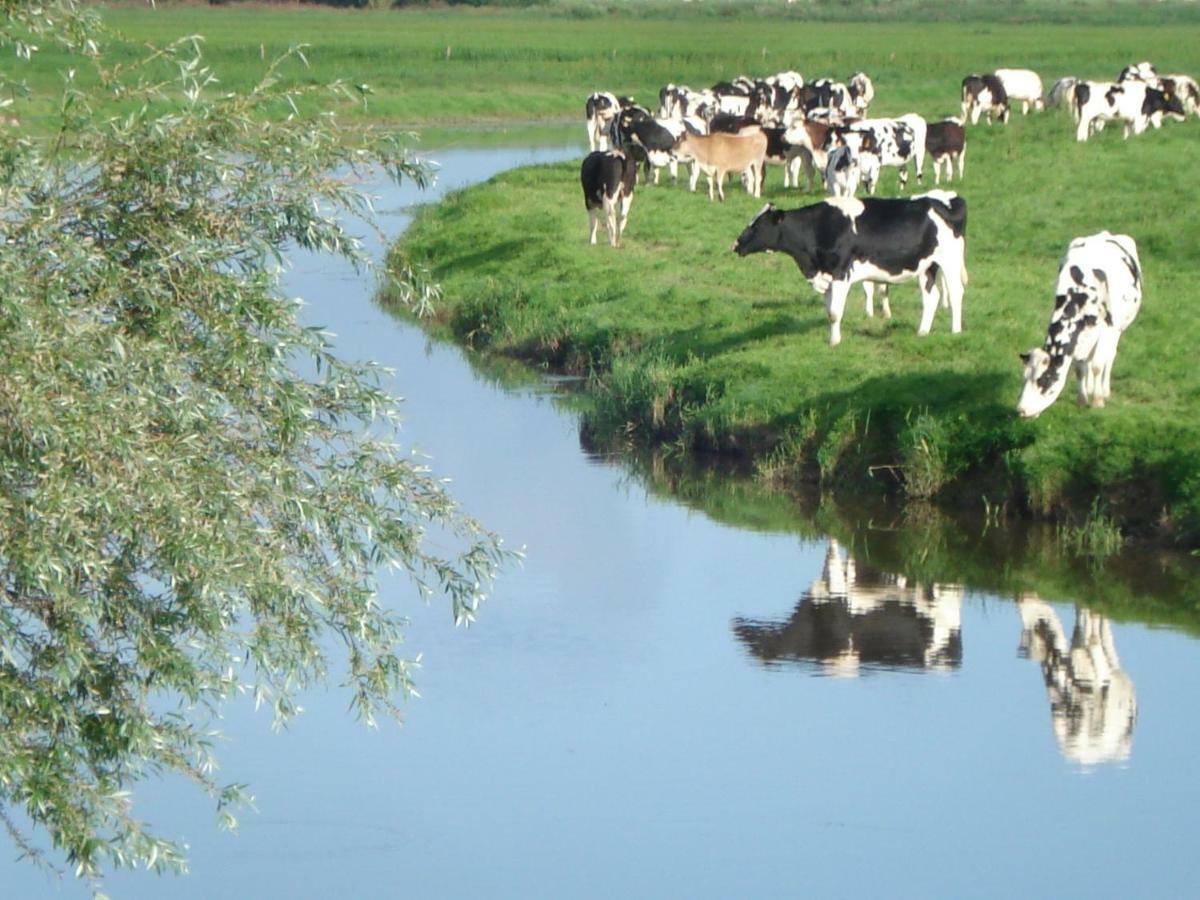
[579,60,1182,416]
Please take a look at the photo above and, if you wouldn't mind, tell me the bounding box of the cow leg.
[716,171,726,202]
[863,282,875,317]
[898,165,908,192]
[878,284,892,319]
[1076,116,1091,142]
[957,146,966,180]
[932,156,942,185]
[603,197,620,248]
[618,192,633,239]
[826,281,850,347]
[668,158,679,184]
[588,208,601,245]
[688,161,701,193]
[802,151,816,192]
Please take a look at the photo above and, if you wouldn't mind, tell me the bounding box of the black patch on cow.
[1074,82,1091,112]
[580,150,636,210]
[1092,268,1108,284]
[924,263,940,293]
[1105,84,1124,107]
[1103,236,1141,286]
[1069,265,1085,286]
[709,113,758,134]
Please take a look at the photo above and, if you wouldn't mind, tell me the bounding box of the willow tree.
[0,1,506,887]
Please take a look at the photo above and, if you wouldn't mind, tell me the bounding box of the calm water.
[6,146,1200,899]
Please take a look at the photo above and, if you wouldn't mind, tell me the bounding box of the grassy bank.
[386,13,1200,543]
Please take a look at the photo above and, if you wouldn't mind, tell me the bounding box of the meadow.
[31,3,1200,543]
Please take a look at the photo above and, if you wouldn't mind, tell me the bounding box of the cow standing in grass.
[732,192,968,347]
[1016,232,1142,418]
[581,149,637,248]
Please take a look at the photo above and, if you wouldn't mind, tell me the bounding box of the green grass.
[385,16,1200,543]
[9,3,1200,140]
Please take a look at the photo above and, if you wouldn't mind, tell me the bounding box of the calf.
[1073,80,1184,141]
[1016,232,1142,417]
[732,191,969,346]
[961,74,1009,124]
[580,149,637,248]
[994,68,1045,115]
[679,128,768,201]
[925,118,966,184]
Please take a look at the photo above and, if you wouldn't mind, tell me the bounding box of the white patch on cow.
[824,194,865,220]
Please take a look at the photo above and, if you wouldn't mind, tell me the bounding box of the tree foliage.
[0,0,507,886]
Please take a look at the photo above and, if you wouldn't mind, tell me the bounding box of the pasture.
[36,3,1200,541]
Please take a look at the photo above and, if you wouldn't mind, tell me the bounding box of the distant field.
[13,4,1200,145]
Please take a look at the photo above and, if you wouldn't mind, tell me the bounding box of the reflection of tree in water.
[1018,595,1137,765]
[733,540,963,675]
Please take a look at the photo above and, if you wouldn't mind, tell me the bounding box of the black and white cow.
[799,78,857,120]
[1016,232,1142,418]
[925,118,966,184]
[1073,80,1185,141]
[847,71,875,115]
[609,106,685,184]
[711,76,757,117]
[845,114,927,191]
[1115,61,1198,119]
[782,118,840,191]
[823,140,879,199]
[961,73,1009,124]
[732,191,969,346]
[585,91,622,151]
[580,149,637,248]
[659,83,717,122]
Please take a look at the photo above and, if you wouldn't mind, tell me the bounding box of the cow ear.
[1019,351,1032,364]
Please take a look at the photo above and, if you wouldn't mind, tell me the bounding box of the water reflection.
[1018,595,1137,765]
[733,539,963,675]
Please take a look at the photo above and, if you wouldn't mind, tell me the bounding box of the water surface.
[5,145,1200,899]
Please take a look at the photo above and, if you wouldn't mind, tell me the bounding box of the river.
[5,145,1200,899]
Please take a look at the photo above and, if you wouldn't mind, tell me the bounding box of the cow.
[580,149,637,248]
[1016,232,1142,418]
[1115,62,1197,119]
[609,106,684,185]
[824,141,879,199]
[1047,76,1079,112]
[925,118,966,184]
[659,83,717,122]
[799,78,857,120]
[732,191,969,347]
[994,68,1045,115]
[845,114,927,190]
[759,125,809,190]
[678,128,768,201]
[711,77,757,117]
[847,71,875,115]
[1117,60,1158,84]
[1073,80,1184,141]
[783,118,839,191]
[961,73,1009,124]
[585,91,622,151]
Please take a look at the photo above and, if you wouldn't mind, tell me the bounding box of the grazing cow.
[732,191,969,346]
[1073,80,1184,141]
[847,71,875,115]
[678,128,768,201]
[961,73,1009,124]
[580,149,637,248]
[925,118,966,184]
[1159,74,1200,117]
[846,114,926,190]
[1016,232,1142,418]
[994,68,1045,115]
[1047,76,1079,111]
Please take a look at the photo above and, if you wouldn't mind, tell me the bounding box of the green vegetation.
[0,1,508,887]
[386,13,1200,544]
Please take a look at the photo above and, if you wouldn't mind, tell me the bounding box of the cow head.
[733,203,784,256]
[1016,347,1069,418]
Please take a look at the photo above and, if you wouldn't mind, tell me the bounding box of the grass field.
[372,8,1200,544]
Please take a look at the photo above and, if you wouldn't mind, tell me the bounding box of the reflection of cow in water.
[1018,595,1137,765]
[733,540,963,675]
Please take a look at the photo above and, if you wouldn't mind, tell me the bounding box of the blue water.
[4,146,1200,900]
